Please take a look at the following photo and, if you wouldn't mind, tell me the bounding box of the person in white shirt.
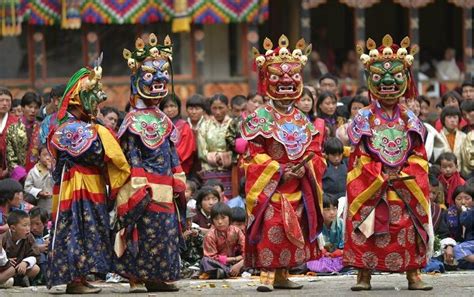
[24,146,53,215]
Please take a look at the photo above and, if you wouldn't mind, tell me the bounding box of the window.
[91,24,138,77]
[203,23,244,79]
[0,26,29,79]
[44,26,83,78]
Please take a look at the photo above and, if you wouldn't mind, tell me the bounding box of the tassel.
[61,0,81,29]
[172,0,190,33]
[1,0,21,37]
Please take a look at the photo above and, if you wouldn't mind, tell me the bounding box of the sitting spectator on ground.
[193,186,220,234]
[307,195,344,273]
[0,209,40,287]
[453,186,474,269]
[0,179,24,234]
[200,202,245,279]
[29,207,49,285]
[437,152,466,207]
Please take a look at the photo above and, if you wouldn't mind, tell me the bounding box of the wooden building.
[0,0,471,109]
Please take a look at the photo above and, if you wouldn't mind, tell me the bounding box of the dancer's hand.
[281,166,300,183]
[292,166,305,179]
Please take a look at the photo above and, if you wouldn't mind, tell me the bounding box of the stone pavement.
[1,271,474,296]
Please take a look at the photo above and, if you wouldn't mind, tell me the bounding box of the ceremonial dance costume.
[113,34,186,293]
[47,60,130,293]
[344,35,433,290]
[241,35,325,292]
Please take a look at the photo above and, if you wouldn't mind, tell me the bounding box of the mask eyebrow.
[390,65,404,74]
[369,65,384,74]
[141,65,156,73]
[268,66,283,76]
[289,64,302,75]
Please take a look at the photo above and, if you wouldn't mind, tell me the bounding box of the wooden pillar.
[193,24,205,94]
[301,0,312,81]
[354,8,366,86]
[246,23,259,93]
[32,29,46,89]
[85,31,100,67]
[464,8,473,80]
[409,7,420,83]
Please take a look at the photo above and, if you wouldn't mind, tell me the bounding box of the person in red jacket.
[241,35,326,292]
[344,35,433,291]
[160,94,196,175]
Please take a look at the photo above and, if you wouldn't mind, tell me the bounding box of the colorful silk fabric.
[47,119,130,288]
[114,106,186,282]
[344,102,432,272]
[241,104,325,269]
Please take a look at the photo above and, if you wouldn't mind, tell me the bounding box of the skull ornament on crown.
[123,33,173,107]
[253,35,312,101]
[356,34,419,101]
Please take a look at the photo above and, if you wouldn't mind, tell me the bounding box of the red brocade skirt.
[344,198,427,272]
[245,199,320,269]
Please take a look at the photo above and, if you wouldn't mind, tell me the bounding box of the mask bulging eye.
[143,73,153,81]
[372,74,381,82]
[270,74,279,82]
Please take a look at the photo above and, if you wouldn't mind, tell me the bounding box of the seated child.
[180,205,204,279]
[230,207,246,233]
[437,152,465,207]
[442,185,473,269]
[205,179,228,203]
[193,186,220,234]
[453,186,474,269]
[307,195,344,273]
[186,180,199,212]
[29,207,49,284]
[322,138,348,199]
[0,209,40,287]
[0,179,24,234]
[200,203,245,279]
[24,146,53,214]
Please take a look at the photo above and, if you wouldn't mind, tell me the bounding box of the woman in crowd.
[197,94,233,197]
[160,94,196,175]
[407,96,449,163]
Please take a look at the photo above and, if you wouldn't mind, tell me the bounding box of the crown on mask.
[122,33,173,73]
[252,35,312,68]
[357,34,418,68]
